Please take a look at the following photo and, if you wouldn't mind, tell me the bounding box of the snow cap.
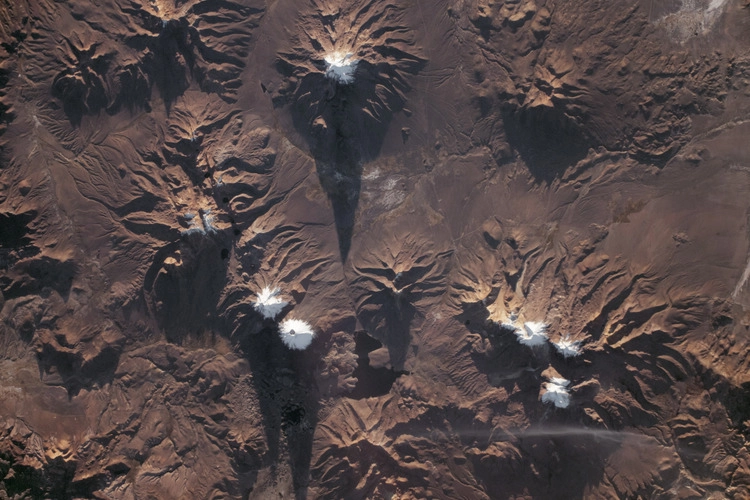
[553,335,582,358]
[254,286,288,320]
[515,321,549,347]
[324,52,358,84]
[541,376,571,408]
[279,318,315,350]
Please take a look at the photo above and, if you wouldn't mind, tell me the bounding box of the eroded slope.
[2,0,750,498]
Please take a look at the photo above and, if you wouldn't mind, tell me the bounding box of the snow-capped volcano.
[254,286,288,319]
[279,318,315,350]
[541,377,571,408]
[324,52,358,84]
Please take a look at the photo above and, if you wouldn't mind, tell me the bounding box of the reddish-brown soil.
[2,0,750,498]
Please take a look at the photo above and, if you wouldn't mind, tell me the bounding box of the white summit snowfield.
[324,52,358,84]
[279,318,315,350]
[253,286,288,320]
[514,321,549,347]
[553,335,582,358]
[541,377,571,408]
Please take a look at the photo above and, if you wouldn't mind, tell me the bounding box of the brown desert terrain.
[2,0,750,498]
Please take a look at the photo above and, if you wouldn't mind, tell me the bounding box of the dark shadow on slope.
[51,44,112,127]
[0,256,76,303]
[348,331,407,399]
[502,105,591,183]
[350,249,447,373]
[0,211,39,270]
[122,17,197,115]
[52,18,199,125]
[456,304,643,498]
[147,19,197,113]
[237,324,283,471]
[469,426,627,499]
[0,451,104,500]
[458,300,546,392]
[237,322,320,500]
[0,66,14,137]
[354,288,417,372]
[143,228,230,343]
[277,57,424,261]
[52,0,258,124]
[35,332,123,398]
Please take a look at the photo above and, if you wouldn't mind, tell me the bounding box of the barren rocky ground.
[2,0,750,498]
